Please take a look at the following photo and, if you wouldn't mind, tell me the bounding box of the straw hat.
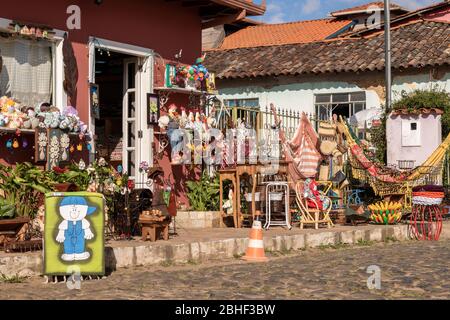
[320,140,337,156]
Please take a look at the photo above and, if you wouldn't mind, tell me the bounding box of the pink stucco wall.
[387,113,442,168]
[0,0,202,123]
[0,0,203,206]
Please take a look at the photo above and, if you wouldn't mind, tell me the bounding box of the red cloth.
[287,114,322,179]
[306,180,324,210]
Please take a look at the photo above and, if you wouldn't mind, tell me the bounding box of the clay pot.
[54,183,79,192]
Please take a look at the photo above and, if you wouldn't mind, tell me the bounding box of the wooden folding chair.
[295,181,334,230]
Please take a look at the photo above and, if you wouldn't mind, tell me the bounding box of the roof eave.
[331,7,408,18]
[210,0,266,16]
[345,1,450,37]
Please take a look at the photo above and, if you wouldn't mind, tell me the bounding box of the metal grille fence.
[217,105,311,140]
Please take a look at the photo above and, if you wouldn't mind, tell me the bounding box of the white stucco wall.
[218,81,381,114]
[392,72,450,99]
[386,113,442,168]
[216,71,450,114]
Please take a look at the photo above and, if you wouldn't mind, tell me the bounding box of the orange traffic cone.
[243,220,268,262]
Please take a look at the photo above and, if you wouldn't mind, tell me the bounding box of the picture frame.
[90,83,100,120]
[147,93,160,125]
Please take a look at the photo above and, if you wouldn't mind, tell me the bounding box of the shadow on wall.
[63,36,78,107]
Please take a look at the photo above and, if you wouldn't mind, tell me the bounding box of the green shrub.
[392,88,450,136]
[186,171,220,211]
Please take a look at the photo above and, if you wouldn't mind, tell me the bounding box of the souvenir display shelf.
[154,87,217,96]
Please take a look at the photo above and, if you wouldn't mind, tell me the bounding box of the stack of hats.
[318,121,338,156]
[412,185,445,206]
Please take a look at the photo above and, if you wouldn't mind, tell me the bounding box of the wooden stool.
[140,219,170,242]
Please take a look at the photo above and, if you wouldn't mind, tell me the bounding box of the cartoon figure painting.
[44,192,105,276]
[56,197,96,261]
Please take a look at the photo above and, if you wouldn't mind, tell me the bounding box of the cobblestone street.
[1,240,449,300]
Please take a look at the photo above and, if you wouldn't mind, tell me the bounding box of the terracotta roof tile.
[331,1,407,16]
[391,108,444,116]
[205,20,450,79]
[217,18,352,50]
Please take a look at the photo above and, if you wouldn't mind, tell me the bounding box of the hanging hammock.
[339,117,449,195]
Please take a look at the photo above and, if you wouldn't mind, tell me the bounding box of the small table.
[139,216,170,242]
[219,161,292,228]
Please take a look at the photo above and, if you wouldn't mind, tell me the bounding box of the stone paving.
[1,240,449,300]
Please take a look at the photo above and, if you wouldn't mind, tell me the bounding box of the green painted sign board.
[44,192,105,276]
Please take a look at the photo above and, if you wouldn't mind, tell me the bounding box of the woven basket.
[318,122,337,137]
[370,210,402,225]
[320,140,337,156]
[412,191,444,206]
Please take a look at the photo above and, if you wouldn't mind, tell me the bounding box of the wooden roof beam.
[202,9,246,29]
[210,0,265,16]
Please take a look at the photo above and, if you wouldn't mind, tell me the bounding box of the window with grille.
[224,98,259,108]
[314,92,366,121]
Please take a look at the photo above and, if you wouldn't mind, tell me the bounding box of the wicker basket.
[412,191,444,206]
[370,210,402,225]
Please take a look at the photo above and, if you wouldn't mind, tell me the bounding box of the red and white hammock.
[272,105,322,181]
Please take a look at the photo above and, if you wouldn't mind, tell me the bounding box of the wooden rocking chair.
[295,181,334,230]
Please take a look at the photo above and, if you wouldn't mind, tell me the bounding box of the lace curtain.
[0,37,53,107]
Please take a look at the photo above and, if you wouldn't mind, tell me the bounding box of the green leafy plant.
[0,198,15,219]
[0,163,54,219]
[186,171,220,211]
[0,159,129,220]
[392,88,450,136]
[369,110,388,164]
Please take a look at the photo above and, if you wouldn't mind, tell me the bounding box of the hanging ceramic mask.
[77,144,83,151]
[87,144,92,152]
[22,138,29,149]
[6,139,13,150]
[117,165,123,174]
[70,145,75,153]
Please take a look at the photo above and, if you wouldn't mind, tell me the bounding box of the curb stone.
[1,224,449,278]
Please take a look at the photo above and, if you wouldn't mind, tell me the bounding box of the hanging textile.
[292,128,322,178]
[0,36,53,106]
[271,105,321,181]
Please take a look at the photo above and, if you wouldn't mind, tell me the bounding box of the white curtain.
[0,36,53,107]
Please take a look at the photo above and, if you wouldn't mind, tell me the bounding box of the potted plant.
[0,163,55,246]
[186,171,220,212]
[48,166,79,192]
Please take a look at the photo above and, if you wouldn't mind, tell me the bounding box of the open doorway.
[94,50,136,174]
[89,38,153,184]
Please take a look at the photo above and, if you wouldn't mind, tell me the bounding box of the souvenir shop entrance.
[88,38,153,184]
